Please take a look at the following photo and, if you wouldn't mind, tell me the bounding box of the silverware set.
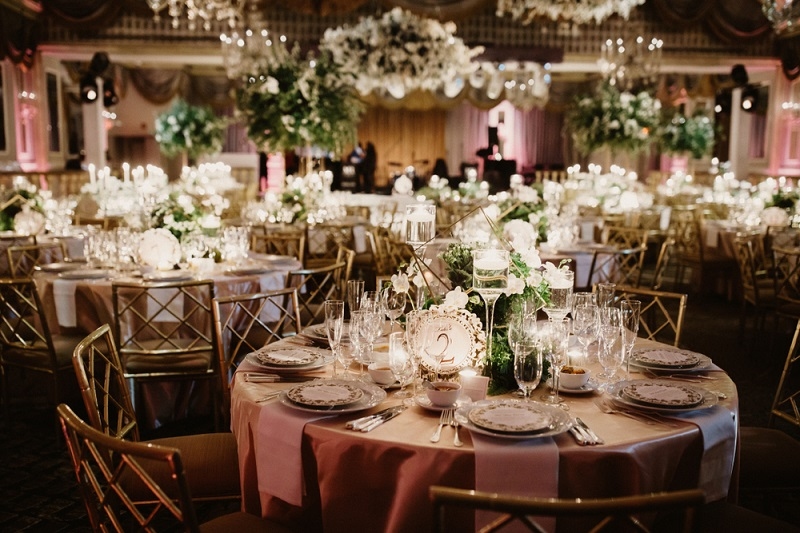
[594,397,678,427]
[346,405,406,432]
[430,409,462,447]
[569,417,604,446]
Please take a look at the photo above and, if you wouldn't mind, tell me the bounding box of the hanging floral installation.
[496,0,646,25]
[658,112,715,159]
[320,7,484,100]
[234,39,363,154]
[566,81,662,155]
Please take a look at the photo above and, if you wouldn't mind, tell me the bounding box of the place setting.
[277,378,387,414]
[605,379,720,415]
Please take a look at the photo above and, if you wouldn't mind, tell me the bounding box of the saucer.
[413,394,471,412]
[557,379,599,395]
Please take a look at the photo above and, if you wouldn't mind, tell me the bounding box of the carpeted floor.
[1,292,799,531]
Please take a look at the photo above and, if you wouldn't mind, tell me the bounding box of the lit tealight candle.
[122,162,130,184]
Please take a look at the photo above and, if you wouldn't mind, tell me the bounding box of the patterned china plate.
[608,380,719,413]
[468,401,555,434]
[631,348,708,370]
[455,400,572,440]
[245,351,331,372]
[286,380,364,407]
[253,347,318,367]
[279,379,386,413]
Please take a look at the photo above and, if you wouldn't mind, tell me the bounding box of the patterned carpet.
[0,293,798,531]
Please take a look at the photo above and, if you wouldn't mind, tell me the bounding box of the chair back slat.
[7,241,67,278]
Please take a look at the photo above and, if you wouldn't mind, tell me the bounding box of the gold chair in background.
[429,485,705,533]
[616,286,688,347]
[771,245,800,324]
[251,229,305,264]
[287,259,349,328]
[305,222,354,269]
[7,241,67,278]
[0,278,81,414]
[212,288,301,424]
[72,324,241,503]
[57,404,288,532]
[732,231,776,335]
[0,234,35,276]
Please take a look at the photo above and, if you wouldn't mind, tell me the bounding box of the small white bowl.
[426,381,461,407]
[367,363,395,386]
[559,366,591,390]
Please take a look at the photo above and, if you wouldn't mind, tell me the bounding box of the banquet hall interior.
[2,0,800,532]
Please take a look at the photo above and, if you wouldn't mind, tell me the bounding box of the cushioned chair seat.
[739,426,800,489]
[2,334,83,367]
[124,349,215,373]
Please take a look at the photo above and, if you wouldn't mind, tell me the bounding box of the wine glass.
[544,269,574,321]
[405,203,436,255]
[572,304,598,364]
[358,305,382,366]
[388,331,413,398]
[472,249,509,363]
[382,285,406,334]
[596,282,616,309]
[404,309,427,398]
[346,279,364,319]
[620,300,642,378]
[513,337,543,400]
[324,300,344,377]
[571,292,595,316]
[539,319,570,407]
[597,307,623,389]
[349,310,367,375]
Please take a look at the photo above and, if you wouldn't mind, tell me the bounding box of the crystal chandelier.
[762,0,800,35]
[598,34,663,91]
[470,61,552,110]
[145,0,246,30]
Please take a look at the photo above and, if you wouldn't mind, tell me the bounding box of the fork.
[594,397,678,427]
[449,410,463,447]
[430,409,447,443]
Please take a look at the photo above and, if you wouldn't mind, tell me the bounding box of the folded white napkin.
[53,278,79,328]
[255,402,334,506]
[472,433,559,532]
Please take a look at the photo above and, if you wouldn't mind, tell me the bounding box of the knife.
[362,406,407,432]
[346,406,403,430]
[568,424,587,445]
[576,418,604,445]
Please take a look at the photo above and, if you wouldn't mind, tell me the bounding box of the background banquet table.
[230,337,739,533]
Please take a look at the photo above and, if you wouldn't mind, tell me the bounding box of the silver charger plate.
[279,378,386,413]
[455,399,572,440]
[631,347,712,372]
[608,380,719,413]
[558,379,599,395]
[36,261,86,273]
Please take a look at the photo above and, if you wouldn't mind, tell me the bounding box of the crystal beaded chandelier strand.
[146,0,246,30]
[762,0,800,35]
[598,33,663,91]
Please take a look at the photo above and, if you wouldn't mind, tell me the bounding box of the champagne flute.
[472,249,509,363]
[539,319,570,407]
[388,331,413,398]
[620,300,642,378]
[324,300,344,377]
[544,269,574,321]
[596,282,616,309]
[349,310,367,376]
[405,309,427,399]
[346,279,364,319]
[513,338,543,400]
[571,291,595,316]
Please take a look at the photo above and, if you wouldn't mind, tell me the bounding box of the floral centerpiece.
[567,82,661,155]
[235,40,362,154]
[244,171,340,225]
[320,7,483,99]
[659,112,715,159]
[154,100,227,161]
[496,0,645,25]
[0,177,46,233]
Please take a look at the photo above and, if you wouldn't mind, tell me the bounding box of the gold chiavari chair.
[57,404,290,533]
[287,258,349,328]
[212,288,301,425]
[251,229,306,264]
[732,231,776,335]
[615,286,688,347]
[771,245,800,323]
[7,241,67,278]
[71,324,241,503]
[0,234,35,276]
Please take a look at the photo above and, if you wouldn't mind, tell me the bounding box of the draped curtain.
[0,5,41,70]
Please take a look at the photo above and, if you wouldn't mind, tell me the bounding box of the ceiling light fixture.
[762,0,800,35]
[496,0,645,26]
[145,0,246,31]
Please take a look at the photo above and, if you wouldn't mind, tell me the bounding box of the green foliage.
[659,112,715,159]
[154,100,226,159]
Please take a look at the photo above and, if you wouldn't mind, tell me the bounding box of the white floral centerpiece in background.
[496,0,645,25]
[243,171,342,225]
[154,99,227,162]
[0,176,46,233]
[567,81,661,156]
[659,111,715,159]
[321,7,483,99]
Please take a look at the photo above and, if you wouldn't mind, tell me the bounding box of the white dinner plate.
[225,265,271,276]
[36,261,86,273]
[455,400,572,440]
[143,270,195,282]
[279,379,386,413]
[631,347,712,372]
[252,347,319,367]
[245,351,332,373]
[607,380,719,414]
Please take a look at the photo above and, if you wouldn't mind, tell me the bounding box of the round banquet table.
[229,337,739,533]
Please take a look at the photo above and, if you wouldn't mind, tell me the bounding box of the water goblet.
[324,300,344,377]
[539,319,570,407]
[544,269,574,321]
[337,340,356,380]
[472,249,509,363]
[405,309,427,397]
[620,300,642,378]
[572,304,598,364]
[571,292,595,316]
[388,331,414,398]
[513,338,543,400]
[382,285,406,333]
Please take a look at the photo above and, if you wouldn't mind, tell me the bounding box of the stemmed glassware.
[388,331,413,398]
[349,310,367,375]
[358,305,382,366]
[571,292,595,314]
[405,204,436,257]
[543,270,574,321]
[596,282,616,309]
[472,249,509,364]
[620,300,642,378]
[324,300,344,377]
[572,304,598,363]
[539,319,570,407]
[404,309,426,398]
[382,285,406,334]
[597,307,623,389]
[510,318,542,400]
[346,280,364,319]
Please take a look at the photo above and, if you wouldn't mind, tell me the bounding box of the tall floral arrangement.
[659,112,715,159]
[154,100,227,160]
[567,82,661,155]
[235,41,362,154]
[0,177,45,232]
[320,7,483,99]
